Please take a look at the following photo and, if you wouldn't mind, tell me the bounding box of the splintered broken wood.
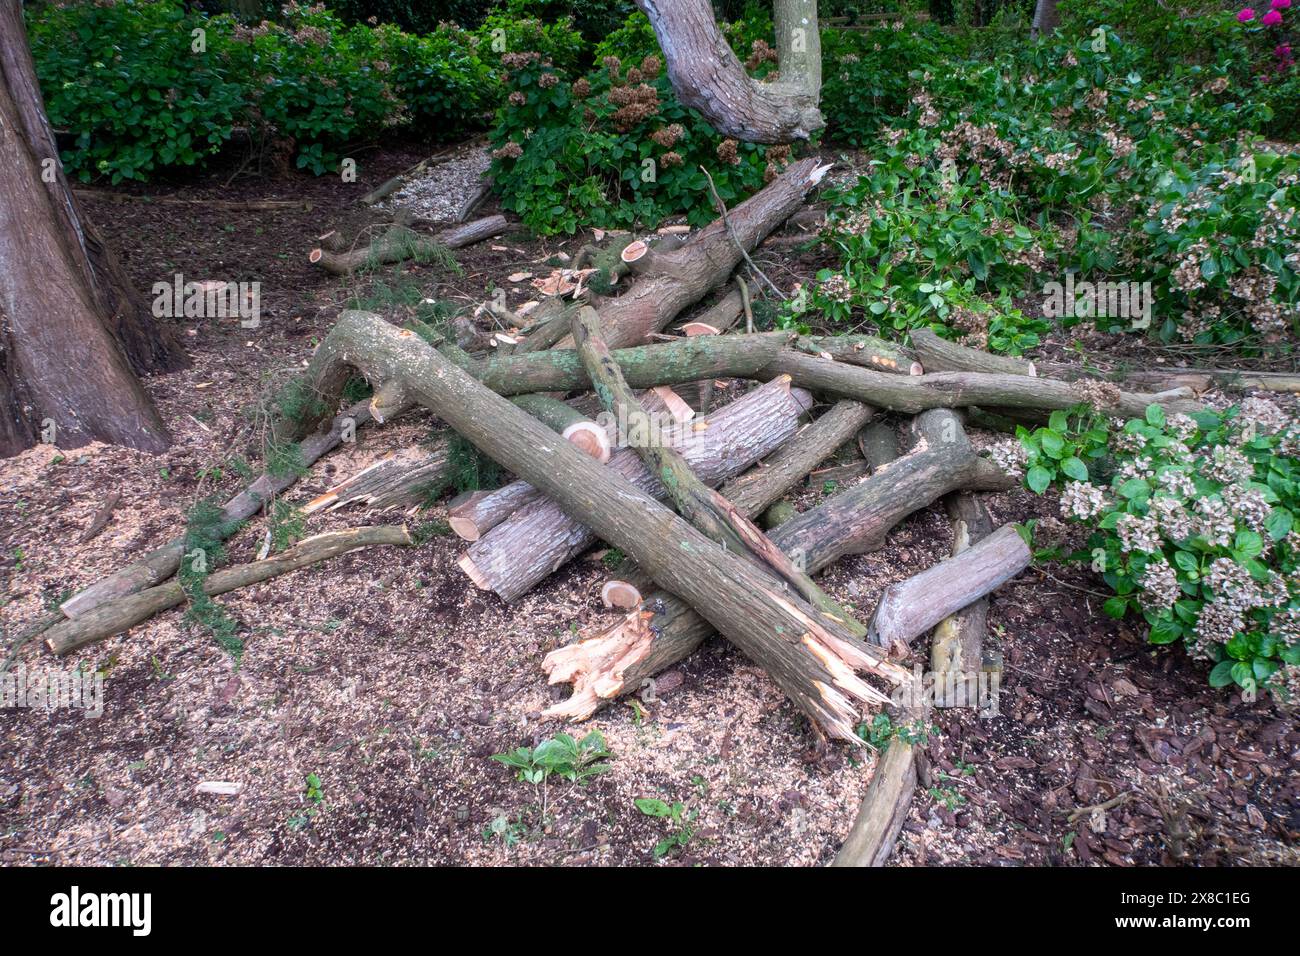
[541,407,1016,721]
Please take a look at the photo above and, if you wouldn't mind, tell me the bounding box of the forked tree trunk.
[636,0,824,142]
[0,2,182,457]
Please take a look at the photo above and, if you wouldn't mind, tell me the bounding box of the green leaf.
[1102,596,1128,619]
[1264,508,1292,541]
[1060,456,1088,481]
[1145,404,1166,428]
[1148,618,1182,645]
[1026,466,1052,494]
[635,798,672,818]
[1208,660,1235,688]
[1118,478,1150,499]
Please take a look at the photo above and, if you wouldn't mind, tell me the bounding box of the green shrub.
[28,0,496,180]
[369,21,495,133]
[28,0,245,183]
[474,2,586,73]
[487,51,778,234]
[1004,400,1300,705]
[218,5,404,174]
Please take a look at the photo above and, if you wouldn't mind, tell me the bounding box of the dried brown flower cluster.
[608,82,661,132]
[716,138,740,166]
[745,39,779,71]
[652,124,685,148]
[501,51,542,71]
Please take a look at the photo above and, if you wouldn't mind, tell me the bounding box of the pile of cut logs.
[24,158,1210,864]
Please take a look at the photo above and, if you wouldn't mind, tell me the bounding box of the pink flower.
[1262,8,1282,22]
[1238,7,1256,19]
[1271,0,1291,9]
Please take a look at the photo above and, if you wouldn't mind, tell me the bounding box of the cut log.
[46,526,412,656]
[510,394,611,462]
[280,309,909,741]
[831,721,920,867]
[564,159,832,349]
[305,442,452,515]
[720,399,875,509]
[857,421,900,472]
[931,493,994,706]
[864,524,1031,652]
[835,411,999,868]
[543,408,1016,719]
[309,215,507,276]
[465,333,1199,417]
[463,376,814,600]
[471,330,916,395]
[601,580,643,610]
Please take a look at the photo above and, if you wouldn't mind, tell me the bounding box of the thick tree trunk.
[462,376,814,602]
[570,305,861,635]
[636,0,823,142]
[282,309,909,742]
[447,388,690,540]
[0,3,179,457]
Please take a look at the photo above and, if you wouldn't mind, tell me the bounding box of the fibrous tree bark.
[0,2,183,457]
[279,309,909,742]
[1031,0,1060,38]
[637,0,824,143]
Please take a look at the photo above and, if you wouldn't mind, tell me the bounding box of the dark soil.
[0,145,1295,866]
